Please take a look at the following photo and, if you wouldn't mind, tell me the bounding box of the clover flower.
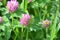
[28,0,32,3]
[42,19,51,28]
[0,16,3,23]
[0,0,2,2]
[7,0,19,12]
[20,14,31,26]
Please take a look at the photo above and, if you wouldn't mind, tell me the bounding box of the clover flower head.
[42,19,51,28]
[28,0,32,3]
[7,0,19,12]
[20,14,31,26]
[0,16,3,23]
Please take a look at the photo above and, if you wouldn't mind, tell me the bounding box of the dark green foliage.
[0,0,60,40]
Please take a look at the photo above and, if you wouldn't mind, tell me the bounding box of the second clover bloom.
[0,0,2,2]
[7,0,19,12]
[0,16,3,23]
[42,19,51,28]
[20,14,31,26]
[28,0,32,3]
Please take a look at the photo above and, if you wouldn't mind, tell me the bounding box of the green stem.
[43,6,47,20]
[20,0,24,11]
[11,14,13,27]
[26,28,28,40]
[50,5,59,40]
[2,0,6,6]
[21,26,24,40]
[24,0,28,12]
[46,28,48,40]
[14,27,19,40]
[34,8,38,17]
[37,8,40,20]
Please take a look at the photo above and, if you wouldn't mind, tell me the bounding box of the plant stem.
[21,26,24,40]
[24,0,28,12]
[46,28,48,40]
[26,28,28,40]
[34,8,38,17]
[11,13,13,27]
[14,27,19,40]
[50,5,59,40]
[2,0,6,6]
[43,5,47,20]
